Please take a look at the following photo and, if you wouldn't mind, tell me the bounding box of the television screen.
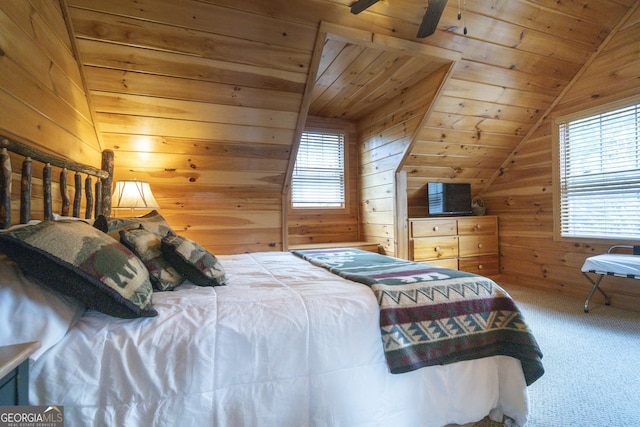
[427,183,472,216]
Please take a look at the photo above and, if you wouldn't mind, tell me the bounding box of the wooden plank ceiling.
[309,36,448,121]
[61,0,637,252]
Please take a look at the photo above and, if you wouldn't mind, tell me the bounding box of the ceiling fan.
[350,0,448,38]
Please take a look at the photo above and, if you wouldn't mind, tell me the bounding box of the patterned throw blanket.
[292,248,544,386]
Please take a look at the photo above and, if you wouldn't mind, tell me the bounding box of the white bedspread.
[29,252,529,426]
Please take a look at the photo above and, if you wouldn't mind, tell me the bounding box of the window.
[555,98,640,240]
[291,130,345,209]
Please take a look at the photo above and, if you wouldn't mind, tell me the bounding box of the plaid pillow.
[106,210,174,240]
[0,220,156,318]
[161,233,226,286]
[120,227,184,291]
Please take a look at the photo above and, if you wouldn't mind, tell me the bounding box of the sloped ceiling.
[308,32,450,121]
[63,0,636,174]
[60,0,638,251]
[399,0,638,210]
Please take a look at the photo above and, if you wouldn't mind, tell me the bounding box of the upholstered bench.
[581,245,640,312]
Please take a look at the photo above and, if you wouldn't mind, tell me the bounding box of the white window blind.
[292,131,345,208]
[558,102,640,239]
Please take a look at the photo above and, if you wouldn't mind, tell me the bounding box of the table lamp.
[111,180,160,216]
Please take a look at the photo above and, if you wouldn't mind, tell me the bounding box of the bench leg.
[582,272,611,313]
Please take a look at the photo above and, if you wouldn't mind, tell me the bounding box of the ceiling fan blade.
[416,0,448,38]
[350,0,380,14]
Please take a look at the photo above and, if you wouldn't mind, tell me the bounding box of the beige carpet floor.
[445,282,640,427]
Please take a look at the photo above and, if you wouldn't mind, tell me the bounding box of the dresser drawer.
[458,235,498,257]
[407,216,500,276]
[410,219,457,237]
[459,256,500,276]
[457,216,497,235]
[411,236,458,261]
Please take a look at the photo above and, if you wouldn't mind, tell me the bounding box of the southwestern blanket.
[292,248,544,386]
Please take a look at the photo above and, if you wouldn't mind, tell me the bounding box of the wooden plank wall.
[359,66,451,256]
[0,1,101,223]
[65,0,309,254]
[483,8,640,311]
[3,0,636,261]
[57,0,637,258]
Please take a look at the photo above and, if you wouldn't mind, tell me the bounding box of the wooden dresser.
[408,216,499,277]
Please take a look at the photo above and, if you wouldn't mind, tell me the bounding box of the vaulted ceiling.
[308,30,451,121]
[61,0,638,224]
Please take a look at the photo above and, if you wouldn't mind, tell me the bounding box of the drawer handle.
[478,243,483,249]
[433,226,439,232]
[476,224,481,229]
[478,264,484,270]
[434,246,441,252]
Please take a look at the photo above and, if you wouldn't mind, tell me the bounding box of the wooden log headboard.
[0,135,113,229]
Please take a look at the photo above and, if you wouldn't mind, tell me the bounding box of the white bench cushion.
[581,254,640,279]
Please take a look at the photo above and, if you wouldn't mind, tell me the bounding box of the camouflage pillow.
[106,210,174,241]
[161,233,226,286]
[120,227,184,291]
[0,220,157,318]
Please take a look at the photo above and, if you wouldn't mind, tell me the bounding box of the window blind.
[292,131,345,208]
[559,103,640,239]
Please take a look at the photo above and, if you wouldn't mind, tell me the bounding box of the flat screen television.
[427,183,472,216]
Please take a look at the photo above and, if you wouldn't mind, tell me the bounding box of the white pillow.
[0,254,85,360]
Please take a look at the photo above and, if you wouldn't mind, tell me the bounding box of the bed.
[0,136,543,427]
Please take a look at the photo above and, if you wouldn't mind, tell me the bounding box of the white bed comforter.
[30,252,529,426]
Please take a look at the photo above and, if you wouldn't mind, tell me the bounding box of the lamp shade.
[112,180,160,210]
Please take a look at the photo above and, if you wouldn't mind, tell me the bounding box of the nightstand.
[0,342,40,405]
[289,241,380,253]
